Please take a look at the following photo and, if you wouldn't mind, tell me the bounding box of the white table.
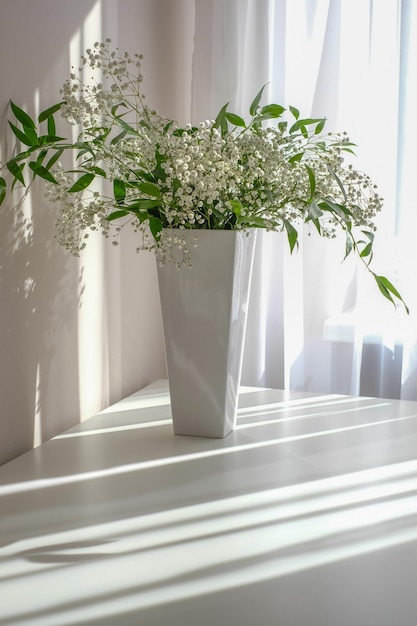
[2,380,417,625]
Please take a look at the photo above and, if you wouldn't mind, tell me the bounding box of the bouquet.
[0,40,407,310]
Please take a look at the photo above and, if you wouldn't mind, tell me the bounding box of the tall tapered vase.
[157,228,257,438]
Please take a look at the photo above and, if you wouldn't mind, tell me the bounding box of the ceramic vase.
[157,228,257,438]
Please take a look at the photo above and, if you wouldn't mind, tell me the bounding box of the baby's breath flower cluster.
[1,41,408,309]
[55,42,384,261]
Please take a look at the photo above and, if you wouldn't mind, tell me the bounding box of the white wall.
[0,0,195,465]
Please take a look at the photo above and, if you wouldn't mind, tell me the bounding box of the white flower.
[5,40,384,275]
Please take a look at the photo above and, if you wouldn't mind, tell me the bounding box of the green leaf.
[288,152,303,163]
[149,216,163,240]
[229,199,244,215]
[89,166,106,178]
[297,117,324,128]
[46,147,64,170]
[319,199,352,222]
[375,276,404,303]
[252,119,262,133]
[106,209,129,221]
[345,232,354,258]
[68,173,95,193]
[283,219,298,253]
[249,84,268,116]
[172,128,186,137]
[358,231,375,259]
[310,217,321,234]
[47,115,56,137]
[113,179,126,204]
[314,118,326,134]
[125,203,149,220]
[0,177,6,205]
[290,118,324,135]
[36,149,48,165]
[307,200,323,221]
[114,116,138,135]
[28,161,59,184]
[73,141,95,154]
[110,129,128,145]
[163,120,174,133]
[253,113,284,125]
[224,112,246,128]
[8,121,37,146]
[111,102,128,117]
[5,147,31,163]
[305,164,316,199]
[289,105,300,119]
[260,104,285,118]
[242,216,266,228]
[361,229,375,242]
[38,102,64,123]
[138,181,161,198]
[6,159,25,185]
[374,275,409,314]
[133,169,155,183]
[221,116,228,136]
[133,199,161,209]
[214,102,229,131]
[10,101,36,129]
[360,243,373,258]
[328,166,347,201]
[37,134,66,145]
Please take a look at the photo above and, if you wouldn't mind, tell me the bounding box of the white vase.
[157,228,257,438]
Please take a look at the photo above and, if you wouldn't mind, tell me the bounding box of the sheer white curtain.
[191,0,417,400]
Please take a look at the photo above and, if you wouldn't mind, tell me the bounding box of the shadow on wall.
[0,0,98,465]
[0,189,81,464]
[0,0,196,465]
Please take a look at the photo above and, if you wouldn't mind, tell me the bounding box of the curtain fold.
[191,0,417,400]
